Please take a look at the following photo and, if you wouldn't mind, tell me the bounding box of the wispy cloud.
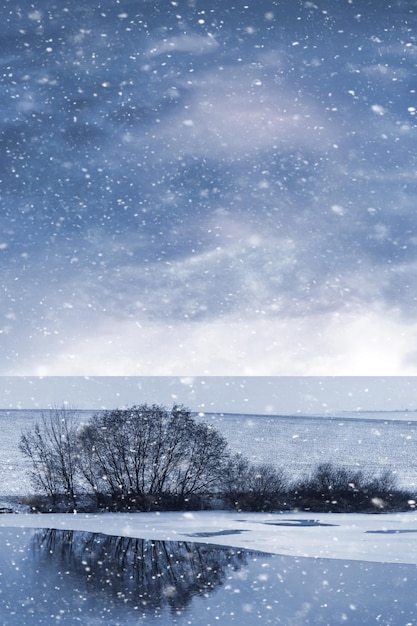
[147,33,219,56]
[131,64,338,161]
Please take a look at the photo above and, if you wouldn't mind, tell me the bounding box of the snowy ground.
[1,509,417,565]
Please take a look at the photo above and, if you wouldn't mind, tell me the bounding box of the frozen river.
[2,510,417,625]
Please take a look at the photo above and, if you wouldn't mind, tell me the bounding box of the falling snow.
[1,511,417,624]
[0,0,417,374]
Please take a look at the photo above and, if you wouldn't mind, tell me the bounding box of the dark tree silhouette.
[223,453,288,511]
[77,404,229,508]
[19,406,80,508]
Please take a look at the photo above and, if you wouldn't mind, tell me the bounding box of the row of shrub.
[21,461,414,515]
[17,405,415,514]
[223,461,414,514]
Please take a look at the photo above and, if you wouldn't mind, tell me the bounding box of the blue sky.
[2,1,417,374]
[0,377,416,413]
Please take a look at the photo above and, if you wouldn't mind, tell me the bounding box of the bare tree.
[78,404,230,507]
[173,419,229,496]
[78,404,173,498]
[19,406,81,508]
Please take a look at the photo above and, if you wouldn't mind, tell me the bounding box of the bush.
[290,462,412,512]
[223,454,289,511]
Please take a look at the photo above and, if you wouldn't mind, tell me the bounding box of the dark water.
[0,527,417,625]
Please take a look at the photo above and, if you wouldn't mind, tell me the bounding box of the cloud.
[147,33,219,56]
[132,64,338,162]
[7,304,417,376]
[1,0,417,375]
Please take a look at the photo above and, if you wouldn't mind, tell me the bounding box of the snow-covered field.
[1,510,417,624]
[2,409,417,495]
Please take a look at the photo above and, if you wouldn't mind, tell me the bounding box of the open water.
[1,527,417,625]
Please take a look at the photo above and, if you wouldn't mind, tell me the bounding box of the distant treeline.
[16,405,416,514]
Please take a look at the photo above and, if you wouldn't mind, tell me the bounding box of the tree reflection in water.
[32,529,250,618]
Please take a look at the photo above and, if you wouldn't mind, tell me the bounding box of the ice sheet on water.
[0,525,417,625]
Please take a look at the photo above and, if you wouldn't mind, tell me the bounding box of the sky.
[2,1,417,374]
[0,376,417,414]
